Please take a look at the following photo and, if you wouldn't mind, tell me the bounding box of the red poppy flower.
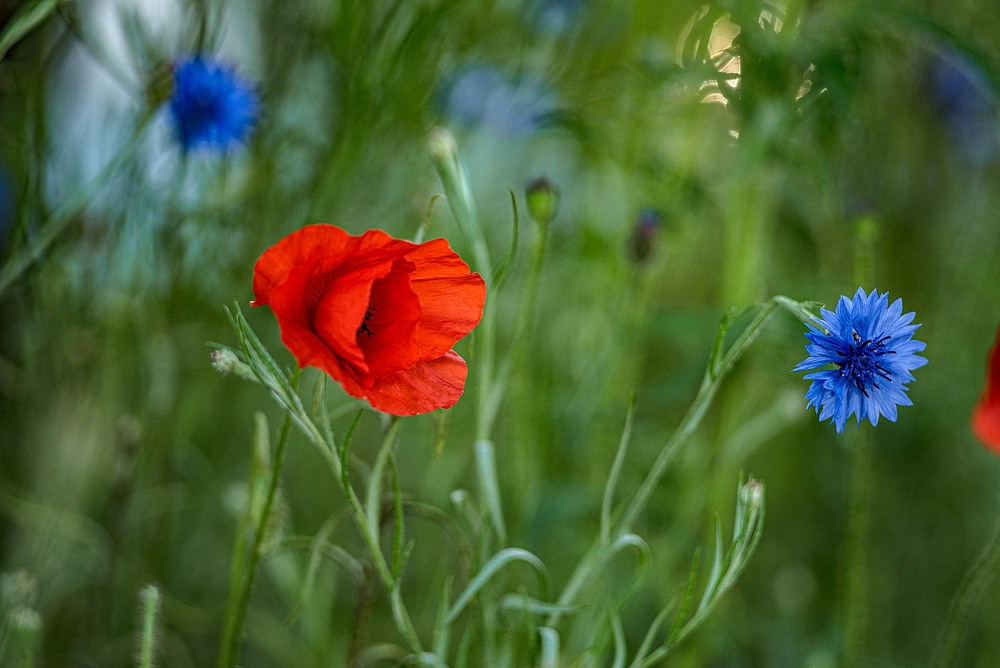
[972,325,1000,454]
[252,225,486,415]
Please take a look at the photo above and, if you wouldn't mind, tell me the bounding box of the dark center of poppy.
[837,330,895,397]
[357,303,376,337]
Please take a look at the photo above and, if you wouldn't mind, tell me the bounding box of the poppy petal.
[357,258,422,378]
[253,225,485,415]
[972,325,1000,453]
[362,350,469,415]
[252,225,413,307]
[404,239,487,359]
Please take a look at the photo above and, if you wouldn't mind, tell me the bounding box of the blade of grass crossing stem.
[443,548,549,626]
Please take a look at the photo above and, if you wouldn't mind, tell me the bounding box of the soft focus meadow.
[2,0,1000,666]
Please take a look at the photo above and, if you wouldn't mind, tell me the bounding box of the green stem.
[136,585,160,668]
[842,428,871,666]
[217,383,296,668]
[338,419,424,654]
[546,299,782,626]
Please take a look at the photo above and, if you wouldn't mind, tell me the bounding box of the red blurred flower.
[252,225,486,415]
[972,325,1000,453]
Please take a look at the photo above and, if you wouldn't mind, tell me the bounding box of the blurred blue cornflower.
[0,170,15,253]
[529,0,585,33]
[169,56,258,151]
[442,65,556,136]
[794,288,927,433]
[628,207,661,263]
[927,51,999,164]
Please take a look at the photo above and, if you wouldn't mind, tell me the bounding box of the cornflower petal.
[793,288,927,433]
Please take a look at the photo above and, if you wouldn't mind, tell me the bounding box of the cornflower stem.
[546,299,781,626]
[217,374,297,668]
[842,428,871,665]
[930,511,1000,667]
[0,110,152,301]
[842,213,877,664]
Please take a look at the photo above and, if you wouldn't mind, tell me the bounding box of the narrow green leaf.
[0,0,69,62]
[631,604,674,668]
[340,409,363,489]
[443,548,549,626]
[475,439,506,544]
[496,595,584,617]
[667,549,700,644]
[390,451,405,580]
[698,518,725,611]
[366,420,401,552]
[492,189,520,290]
[537,628,559,668]
[610,612,626,668]
[708,308,736,379]
[431,578,453,662]
[413,194,444,244]
[601,394,636,543]
[773,295,823,324]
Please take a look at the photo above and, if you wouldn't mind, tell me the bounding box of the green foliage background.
[2,0,1000,665]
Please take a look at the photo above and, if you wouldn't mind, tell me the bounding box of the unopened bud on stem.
[525,177,559,227]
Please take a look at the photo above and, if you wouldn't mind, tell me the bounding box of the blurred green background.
[2,0,1000,665]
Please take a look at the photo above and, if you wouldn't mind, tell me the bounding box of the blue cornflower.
[442,65,556,136]
[169,56,258,151]
[794,288,927,433]
[927,51,999,164]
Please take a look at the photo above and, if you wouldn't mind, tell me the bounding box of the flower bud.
[525,177,559,226]
[210,348,256,382]
[628,207,661,263]
[427,127,458,163]
[740,478,764,509]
